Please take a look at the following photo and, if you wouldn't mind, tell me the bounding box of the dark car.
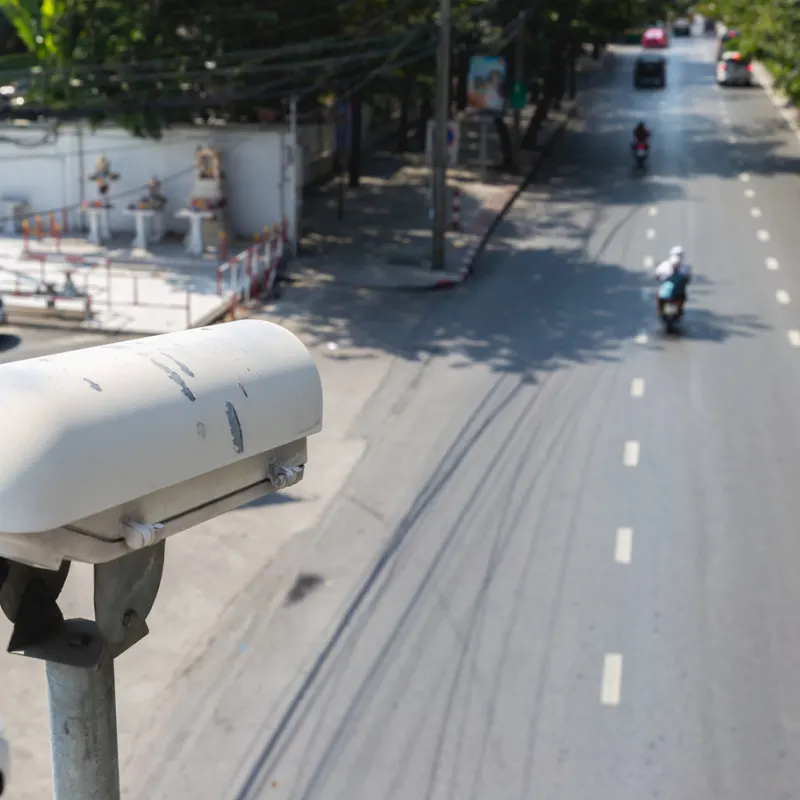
[634,54,666,88]
[673,17,691,36]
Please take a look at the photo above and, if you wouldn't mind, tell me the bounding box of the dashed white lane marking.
[630,378,645,397]
[751,207,762,218]
[740,172,751,182]
[646,228,656,239]
[623,440,640,467]
[615,528,633,564]
[643,255,654,269]
[648,207,658,216]
[777,290,791,305]
[789,330,800,347]
[744,188,755,198]
[635,332,648,345]
[757,230,771,242]
[601,654,623,706]
[766,257,779,270]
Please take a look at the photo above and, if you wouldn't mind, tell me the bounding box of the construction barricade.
[215,221,286,316]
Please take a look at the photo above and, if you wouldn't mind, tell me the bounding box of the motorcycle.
[633,141,649,168]
[657,276,687,333]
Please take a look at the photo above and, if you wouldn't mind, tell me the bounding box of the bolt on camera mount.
[0,320,323,800]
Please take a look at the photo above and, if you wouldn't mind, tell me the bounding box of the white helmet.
[670,245,684,259]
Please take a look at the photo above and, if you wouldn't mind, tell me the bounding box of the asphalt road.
[132,33,800,800]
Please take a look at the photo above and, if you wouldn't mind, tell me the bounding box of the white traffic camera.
[0,319,322,798]
[0,316,322,662]
[0,318,322,570]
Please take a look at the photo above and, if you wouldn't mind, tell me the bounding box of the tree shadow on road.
[278,208,766,380]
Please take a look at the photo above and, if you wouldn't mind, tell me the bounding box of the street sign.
[424,120,460,167]
[510,81,527,110]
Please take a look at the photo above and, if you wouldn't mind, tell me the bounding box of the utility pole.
[431,0,451,271]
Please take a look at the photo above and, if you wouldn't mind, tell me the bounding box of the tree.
[0,0,682,149]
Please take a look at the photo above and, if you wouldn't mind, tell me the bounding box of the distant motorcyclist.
[633,121,651,150]
[654,245,691,314]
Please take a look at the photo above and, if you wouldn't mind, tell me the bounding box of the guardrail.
[4,255,196,327]
[216,225,284,316]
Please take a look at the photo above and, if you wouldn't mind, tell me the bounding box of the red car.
[642,27,668,48]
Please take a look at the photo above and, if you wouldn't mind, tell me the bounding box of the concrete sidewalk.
[288,106,562,293]
[277,47,614,297]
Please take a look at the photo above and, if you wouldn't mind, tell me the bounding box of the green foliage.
[0,0,680,136]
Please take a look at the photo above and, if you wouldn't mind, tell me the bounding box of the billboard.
[466,55,507,114]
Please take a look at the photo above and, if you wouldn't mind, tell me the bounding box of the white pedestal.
[125,209,155,250]
[85,207,111,245]
[176,209,214,256]
[151,212,165,243]
[1,199,27,236]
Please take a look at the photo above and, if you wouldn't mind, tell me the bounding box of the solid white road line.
[777,290,791,305]
[646,228,656,239]
[601,654,623,706]
[766,257,779,270]
[757,230,771,242]
[751,207,762,218]
[615,528,633,564]
[789,330,800,347]
[623,441,640,467]
[630,378,645,397]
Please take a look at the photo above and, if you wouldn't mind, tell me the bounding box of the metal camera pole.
[0,541,165,799]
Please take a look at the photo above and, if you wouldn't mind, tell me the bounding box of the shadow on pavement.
[0,334,21,352]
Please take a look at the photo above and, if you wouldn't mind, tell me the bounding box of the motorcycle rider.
[633,121,651,153]
[654,245,692,315]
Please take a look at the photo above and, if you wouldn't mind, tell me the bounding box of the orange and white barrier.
[215,221,286,310]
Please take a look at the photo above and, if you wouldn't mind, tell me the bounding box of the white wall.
[0,122,289,239]
[0,100,406,241]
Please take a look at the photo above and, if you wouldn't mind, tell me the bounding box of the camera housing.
[0,319,323,570]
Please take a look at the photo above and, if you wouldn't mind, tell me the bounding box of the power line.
[0,0,432,83]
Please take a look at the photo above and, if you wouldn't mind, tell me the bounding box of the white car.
[717,51,752,86]
[0,723,8,795]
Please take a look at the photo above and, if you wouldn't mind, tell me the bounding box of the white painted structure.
[0,122,298,243]
[0,102,405,248]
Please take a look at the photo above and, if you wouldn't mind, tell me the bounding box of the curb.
[431,104,578,289]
